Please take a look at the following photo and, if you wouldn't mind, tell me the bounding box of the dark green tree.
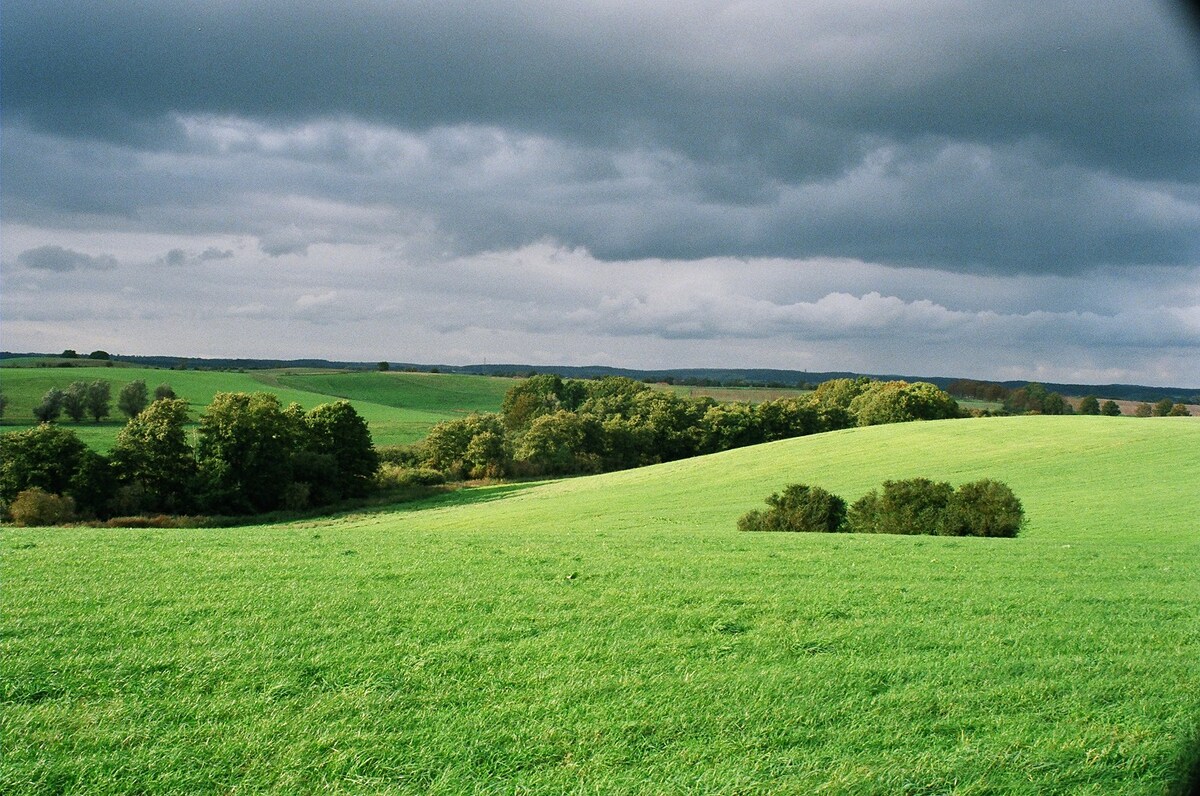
[848,478,955,535]
[0,424,88,504]
[86,380,112,422]
[738,484,847,533]
[32,388,65,422]
[940,480,1024,538]
[195,392,299,514]
[117,379,150,419]
[700,402,762,453]
[303,400,378,498]
[1078,395,1100,415]
[1134,402,1153,418]
[153,383,177,401]
[1153,398,1175,417]
[1168,403,1192,417]
[422,413,509,479]
[111,398,196,514]
[1100,400,1122,416]
[62,381,90,422]
[0,391,8,420]
[516,409,593,474]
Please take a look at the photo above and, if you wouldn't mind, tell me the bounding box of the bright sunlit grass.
[3,416,1198,792]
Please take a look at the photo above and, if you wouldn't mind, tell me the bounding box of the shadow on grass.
[1178,730,1200,796]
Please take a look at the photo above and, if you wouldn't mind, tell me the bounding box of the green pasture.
[3,416,1198,793]
[0,367,509,449]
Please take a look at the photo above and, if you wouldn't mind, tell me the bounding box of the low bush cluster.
[740,478,1024,538]
[9,487,76,527]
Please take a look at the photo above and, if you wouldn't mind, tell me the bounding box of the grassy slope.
[3,416,1199,793]
[0,368,508,448]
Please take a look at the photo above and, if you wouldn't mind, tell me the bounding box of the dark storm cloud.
[3,2,1199,274]
[17,245,118,272]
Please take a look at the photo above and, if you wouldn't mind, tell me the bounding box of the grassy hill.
[3,415,1198,792]
[0,367,510,449]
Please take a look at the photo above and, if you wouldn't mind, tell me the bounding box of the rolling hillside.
[3,416,1198,792]
[0,367,510,448]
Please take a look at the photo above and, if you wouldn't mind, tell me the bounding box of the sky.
[2,1,1199,386]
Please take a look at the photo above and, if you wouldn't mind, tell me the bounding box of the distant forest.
[3,351,1197,404]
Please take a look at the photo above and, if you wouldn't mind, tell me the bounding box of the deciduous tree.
[32,388,65,422]
[86,380,112,422]
[111,398,195,513]
[117,379,149,419]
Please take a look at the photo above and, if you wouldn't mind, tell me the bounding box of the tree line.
[381,375,962,482]
[0,393,377,523]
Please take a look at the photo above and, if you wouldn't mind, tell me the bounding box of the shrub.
[9,487,76,527]
[848,478,954,535]
[1100,400,1122,416]
[377,445,423,467]
[374,464,447,490]
[941,479,1025,538]
[738,484,847,533]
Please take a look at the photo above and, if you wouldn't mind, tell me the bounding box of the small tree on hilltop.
[118,380,150,419]
[1153,398,1174,417]
[1078,396,1100,415]
[1100,400,1122,416]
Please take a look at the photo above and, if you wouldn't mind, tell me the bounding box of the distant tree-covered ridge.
[401,375,963,481]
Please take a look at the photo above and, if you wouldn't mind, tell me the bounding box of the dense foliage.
[0,393,376,522]
[419,375,963,480]
[742,478,1025,538]
[737,484,847,533]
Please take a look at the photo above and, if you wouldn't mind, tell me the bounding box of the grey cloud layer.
[2,1,1199,384]
[3,1,1199,272]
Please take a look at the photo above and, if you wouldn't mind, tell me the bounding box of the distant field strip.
[0,368,510,447]
[3,416,1198,792]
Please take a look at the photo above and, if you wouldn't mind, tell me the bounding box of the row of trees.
[24,379,175,423]
[0,393,377,521]
[738,478,1025,538]
[391,376,962,481]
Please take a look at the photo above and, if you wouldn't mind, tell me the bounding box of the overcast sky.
[3,1,1199,385]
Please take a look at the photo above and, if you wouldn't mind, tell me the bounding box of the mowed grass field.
[3,415,1198,793]
[0,366,511,448]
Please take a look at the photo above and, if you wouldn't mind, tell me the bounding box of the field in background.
[0,366,510,449]
[4,415,1198,793]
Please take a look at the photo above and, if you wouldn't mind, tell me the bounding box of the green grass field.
[0,367,510,449]
[3,415,1198,793]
